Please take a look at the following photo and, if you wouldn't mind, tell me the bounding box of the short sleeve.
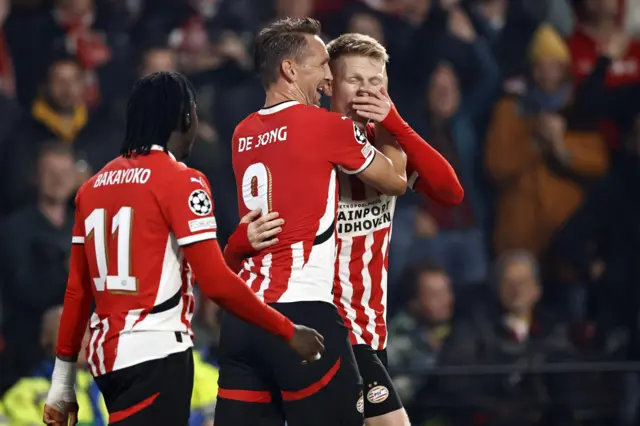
[71,191,85,244]
[322,113,376,175]
[160,170,218,246]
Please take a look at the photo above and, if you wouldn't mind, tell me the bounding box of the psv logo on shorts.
[353,123,367,145]
[188,189,212,216]
[367,385,389,404]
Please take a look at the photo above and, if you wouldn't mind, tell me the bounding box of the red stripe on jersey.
[102,315,127,374]
[179,261,192,334]
[89,324,104,376]
[368,231,387,348]
[348,236,374,345]
[262,250,292,303]
[333,239,353,332]
[250,257,265,293]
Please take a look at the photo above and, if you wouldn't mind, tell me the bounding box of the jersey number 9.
[241,162,273,216]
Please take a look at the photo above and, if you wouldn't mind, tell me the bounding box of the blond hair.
[327,33,389,65]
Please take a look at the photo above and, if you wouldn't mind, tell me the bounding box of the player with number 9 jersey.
[215,18,409,426]
[233,101,375,304]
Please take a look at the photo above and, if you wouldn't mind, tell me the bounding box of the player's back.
[75,146,205,375]
[232,101,375,305]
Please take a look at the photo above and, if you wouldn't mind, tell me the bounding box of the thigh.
[214,313,285,426]
[262,302,364,426]
[353,345,403,419]
[95,349,194,426]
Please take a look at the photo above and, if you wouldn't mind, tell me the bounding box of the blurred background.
[0,0,640,424]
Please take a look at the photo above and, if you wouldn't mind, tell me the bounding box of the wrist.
[228,223,256,257]
[281,318,295,342]
[47,357,77,405]
[381,103,404,134]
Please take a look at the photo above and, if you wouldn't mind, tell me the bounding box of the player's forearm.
[223,222,254,273]
[382,105,464,205]
[56,245,93,358]
[184,241,295,341]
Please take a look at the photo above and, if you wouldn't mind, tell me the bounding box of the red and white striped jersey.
[232,101,375,305]
[72,145,218,376]
[334,125,395,350]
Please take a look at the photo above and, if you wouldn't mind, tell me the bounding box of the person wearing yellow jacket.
[190,350,219,426]
[2,307,109,425]
[2,306,221,426]
[0,401,9,425]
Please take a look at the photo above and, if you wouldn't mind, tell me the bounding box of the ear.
[323,80,333,97]
[281,59,297,83]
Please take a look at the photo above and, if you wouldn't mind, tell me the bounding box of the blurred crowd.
[0,0,639,425]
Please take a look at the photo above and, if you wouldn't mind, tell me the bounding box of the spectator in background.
[387,261,455,404]
[569,0,640,87]
[485,24,609,259]
[6,0,113,108]
[390,12,498,286]
[139,45,177,75]
[439,250,575,426]
[0,56,119,214]
[346,9,385,44]
[469,0,544,87]
[0,144,77,395]
[569,0,640,147]
[0,0,20,165]
[1,306,108,425]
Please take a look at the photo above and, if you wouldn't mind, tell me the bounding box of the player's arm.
[184,240,294,339]
[374,123,407,180]
[357,88,464,205]
[223,209,284,273]
[324,113,406,195]
[45,196,92,422]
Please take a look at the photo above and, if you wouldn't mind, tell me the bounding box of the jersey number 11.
[85,207,138,294]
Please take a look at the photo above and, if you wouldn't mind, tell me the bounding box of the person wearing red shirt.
[569,0,640,146]
[42,72,324,426]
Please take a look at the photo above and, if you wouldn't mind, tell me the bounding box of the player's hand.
[240,209,285,251]
[43,401,79,426]
[287,324,325,363]
[352,88,392,122]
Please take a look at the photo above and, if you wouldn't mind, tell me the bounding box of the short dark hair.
[254,17,322,88]
[41,54,82,86]
[121,71,195,158]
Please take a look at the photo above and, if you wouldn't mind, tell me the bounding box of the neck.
[264,83,308,108]
[38,197,67,228]
[166,136,185,160]
[42,95,77,117]
[507,310,532,321]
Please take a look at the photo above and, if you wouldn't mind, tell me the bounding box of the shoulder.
[233,112,258,135]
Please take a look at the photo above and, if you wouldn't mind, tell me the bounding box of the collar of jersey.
[258,100,299,115]
[150,144,177,161]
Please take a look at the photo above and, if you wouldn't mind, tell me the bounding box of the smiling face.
[295,34,333,106]
[329,54,385,122]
